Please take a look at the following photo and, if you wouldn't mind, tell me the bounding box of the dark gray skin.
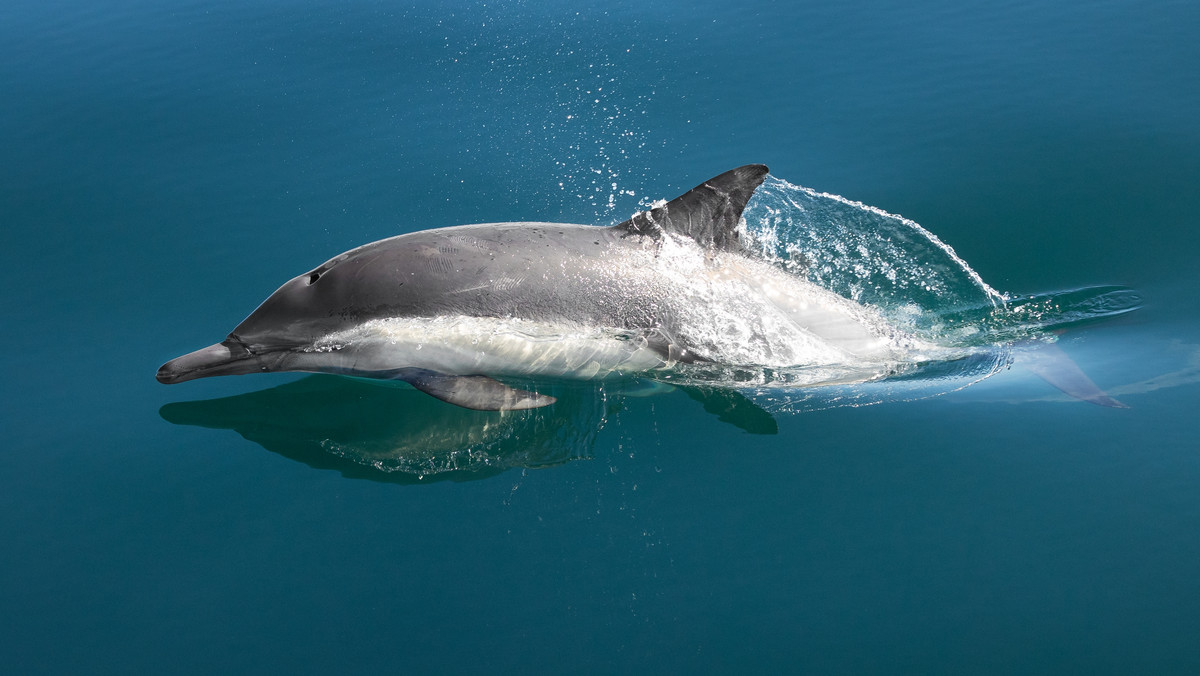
[158,165,771,409]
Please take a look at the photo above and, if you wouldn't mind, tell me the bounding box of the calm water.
[3,0,1200,673]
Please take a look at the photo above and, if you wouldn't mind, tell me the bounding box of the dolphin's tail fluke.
[1022,340,1128,408]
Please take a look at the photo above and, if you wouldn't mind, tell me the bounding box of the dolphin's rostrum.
[159,165,915,409]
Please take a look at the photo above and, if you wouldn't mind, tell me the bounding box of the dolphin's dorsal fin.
[614,164,769,251]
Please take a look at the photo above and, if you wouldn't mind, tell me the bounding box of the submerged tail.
[1022,340,1128,408]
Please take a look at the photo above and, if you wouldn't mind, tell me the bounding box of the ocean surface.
[3,1,1199,673]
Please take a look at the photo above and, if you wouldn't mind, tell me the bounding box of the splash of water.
[742,176,1004,314]
[739,176,1138,346]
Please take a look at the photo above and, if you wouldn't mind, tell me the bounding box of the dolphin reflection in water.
[159,377,778,484]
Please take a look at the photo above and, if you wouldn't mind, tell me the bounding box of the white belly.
[301,316,667,378]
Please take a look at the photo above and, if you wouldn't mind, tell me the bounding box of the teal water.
[4,0,1200,673]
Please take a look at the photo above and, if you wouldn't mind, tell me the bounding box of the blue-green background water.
[3,1,1200,672]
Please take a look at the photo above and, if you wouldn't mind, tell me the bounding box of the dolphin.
[157,164,926,410]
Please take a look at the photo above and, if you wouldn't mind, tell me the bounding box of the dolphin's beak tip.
[156,362,180,384]
[157,356,192,384]
[156,342,242,384]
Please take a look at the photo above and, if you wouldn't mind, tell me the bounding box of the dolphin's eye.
[306,271,322,285]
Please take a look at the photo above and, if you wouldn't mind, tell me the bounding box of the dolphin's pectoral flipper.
[389,368,556,411]
[615,164,769,252]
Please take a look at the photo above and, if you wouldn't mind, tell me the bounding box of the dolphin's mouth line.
[225,332,270,377]
[220,333,305,376]
[225,332,266,368]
